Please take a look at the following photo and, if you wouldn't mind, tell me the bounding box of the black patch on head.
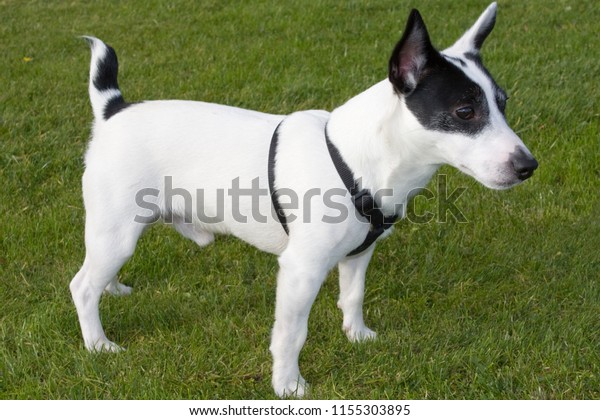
[93,44,121,92]
[464,52,508,115]
[404,52,491,135]
[443,54,466,68]
[104,95,134,120]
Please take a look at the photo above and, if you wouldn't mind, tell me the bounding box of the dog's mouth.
[488,179,522,190]
[458,164,526,190]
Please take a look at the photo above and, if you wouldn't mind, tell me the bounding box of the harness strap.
[268,120,289,234]
[267,120,397,256]
[324,126,398,256]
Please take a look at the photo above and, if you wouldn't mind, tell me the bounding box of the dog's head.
[388,2,537,189]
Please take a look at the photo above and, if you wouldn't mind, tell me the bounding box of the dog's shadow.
[102,226,278,348]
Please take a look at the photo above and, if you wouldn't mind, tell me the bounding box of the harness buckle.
[352,189,377,218]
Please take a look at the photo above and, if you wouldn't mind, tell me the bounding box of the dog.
[70,2,537,397]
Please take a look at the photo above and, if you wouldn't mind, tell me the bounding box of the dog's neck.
[327,80,441,217]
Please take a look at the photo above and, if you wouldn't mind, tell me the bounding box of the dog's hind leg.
[270,249,334,398]
[337,245,377,342]
[103,276,133,296]
[70,218,145,352]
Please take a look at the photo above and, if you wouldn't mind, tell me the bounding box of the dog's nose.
[511,147,538,180]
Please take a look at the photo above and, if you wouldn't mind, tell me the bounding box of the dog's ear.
[388,9,435,96]
[448,2,497,55]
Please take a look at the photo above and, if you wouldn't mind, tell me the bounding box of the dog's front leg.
[337,245,377,342]
[270,251,330,398]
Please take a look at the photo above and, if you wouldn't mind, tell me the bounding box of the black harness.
[268,120,398,256]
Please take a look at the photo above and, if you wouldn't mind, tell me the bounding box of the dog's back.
[83,37,300,252]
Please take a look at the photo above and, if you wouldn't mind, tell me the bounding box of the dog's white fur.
[71,3,535,397]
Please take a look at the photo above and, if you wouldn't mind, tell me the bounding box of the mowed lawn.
[1,0,598,399]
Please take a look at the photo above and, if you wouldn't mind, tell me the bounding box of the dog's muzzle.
[510,147,539,181]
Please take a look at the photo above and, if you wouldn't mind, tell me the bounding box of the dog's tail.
[83,36,129,123]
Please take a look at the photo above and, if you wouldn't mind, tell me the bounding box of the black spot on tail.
[104,95,133,120]
[93,44,121,92]
[94,42,134,120]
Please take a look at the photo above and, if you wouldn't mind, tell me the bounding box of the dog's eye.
[455,106,475,120]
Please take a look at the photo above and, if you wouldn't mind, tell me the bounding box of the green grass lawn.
[1,0,599,399]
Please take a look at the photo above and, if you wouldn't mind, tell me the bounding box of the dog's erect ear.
[388,9,435,95]
[447,2,497,55]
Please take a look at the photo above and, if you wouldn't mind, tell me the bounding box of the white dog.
[71,2,537,397]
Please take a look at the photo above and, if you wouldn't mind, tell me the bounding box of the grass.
[1,0,599,399]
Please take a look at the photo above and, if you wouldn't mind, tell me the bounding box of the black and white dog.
[71,3,537,397]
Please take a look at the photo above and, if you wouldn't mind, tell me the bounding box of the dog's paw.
[274,376,308,398]
[104,280,133,296]
[344,324,377,343]
[87,339,125,353]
